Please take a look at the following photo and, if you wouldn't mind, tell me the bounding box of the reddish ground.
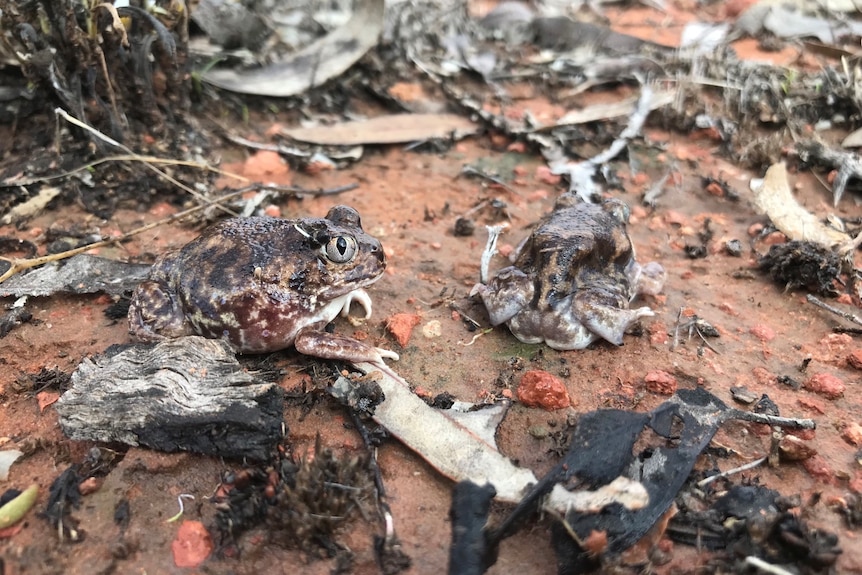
[2,2,862,574]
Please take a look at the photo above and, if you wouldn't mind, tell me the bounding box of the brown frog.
[474,196,664,350]
[128,205,397,363]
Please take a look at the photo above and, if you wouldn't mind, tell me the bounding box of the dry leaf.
[282,113,478,146]
[751,162,849,249]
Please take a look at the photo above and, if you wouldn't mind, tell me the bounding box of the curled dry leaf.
[202,0,384,97]
[751,162,849,249]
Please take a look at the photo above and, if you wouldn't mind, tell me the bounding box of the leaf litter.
[1,0,862,573]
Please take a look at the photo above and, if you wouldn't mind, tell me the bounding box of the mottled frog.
[128,205,397,363]
[474,196,664,350]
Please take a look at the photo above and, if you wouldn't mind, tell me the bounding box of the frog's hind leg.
[128,280,193,341]
[572,291,654,346]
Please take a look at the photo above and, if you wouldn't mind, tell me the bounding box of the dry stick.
[1,154,250,187]
[806,294,862,326]
[0,188,249,285]
[54,107,234,214]
[696,456,767,488]
[724,408,815,430]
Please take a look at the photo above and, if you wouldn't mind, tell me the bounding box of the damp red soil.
[3,11,862,575]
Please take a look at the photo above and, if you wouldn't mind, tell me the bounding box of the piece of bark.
[56,337,283,461]
[0,255,151,297]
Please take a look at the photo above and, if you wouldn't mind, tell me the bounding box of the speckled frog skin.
[128,205,396,363]
[476,196,665,350]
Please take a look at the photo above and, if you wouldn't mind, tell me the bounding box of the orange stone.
[517,370,570,410]
[385,313,422,348]
[171,521,213,568]
[644,370,677,395]
[803,373,845,400]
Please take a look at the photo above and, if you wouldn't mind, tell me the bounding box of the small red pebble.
[751,366,776,386]
[801,455,833,484]
[648,322,669,346]
[507,141,526,153]
[535,165,562,185]
[748,222,765,237]
[762,231,787,245]
[718,302,738,316]
[841,422,862,446]
[385,313,422,348]
[172,521,213,568]
[78,477,100,495]
[582,529,608,557]
[512,164,528,176]
[643,370,677,395]
[705,181,725,197]
[797,396,825,414]
[244,150,289,178]
[848,350,862,370]
[631,172,650,186]
[263,204,281,218]
[804,373,845,400]
[517,370,570,410]
[749,324,775,342]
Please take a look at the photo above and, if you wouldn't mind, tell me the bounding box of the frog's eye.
[324,235,358,263]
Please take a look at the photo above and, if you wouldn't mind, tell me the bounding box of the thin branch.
[697,456,767,488]
[807,294,862,327]
[0,188,248,285]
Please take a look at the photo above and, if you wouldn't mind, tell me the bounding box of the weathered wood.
[56,336,283,461]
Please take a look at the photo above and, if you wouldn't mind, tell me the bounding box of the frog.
[128,205,397,364]
[473,195,665,350]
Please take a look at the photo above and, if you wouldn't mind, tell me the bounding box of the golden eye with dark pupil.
[325,235,357,263]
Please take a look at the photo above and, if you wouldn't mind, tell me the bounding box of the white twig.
[480,224,508,284]
[744,556,796,575]
[697,456,767,488]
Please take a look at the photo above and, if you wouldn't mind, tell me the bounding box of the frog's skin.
[128,205,397,363]
[475,196,665,350]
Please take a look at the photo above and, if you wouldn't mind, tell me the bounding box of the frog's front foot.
[338,289,374,320]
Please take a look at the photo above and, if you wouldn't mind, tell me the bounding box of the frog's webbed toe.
[128,280,192,341]
[572,291,653,346]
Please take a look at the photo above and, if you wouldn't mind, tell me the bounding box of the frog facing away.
[474,196,665,350]
[128,205,397,364]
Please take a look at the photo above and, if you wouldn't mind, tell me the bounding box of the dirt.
[3,2,862,575]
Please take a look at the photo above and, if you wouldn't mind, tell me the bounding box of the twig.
[807,294,862,326]
[55,107,233,214]
[346,405,398,547]
[479,224,508,284]
[0,187,250,285]
[726,409,815,430]
[643,170,671,206]
[220,132,311,159]
[1,154,249,188]
[744,556,796,575]
[697,456,767,488]
[460,165,519,196]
